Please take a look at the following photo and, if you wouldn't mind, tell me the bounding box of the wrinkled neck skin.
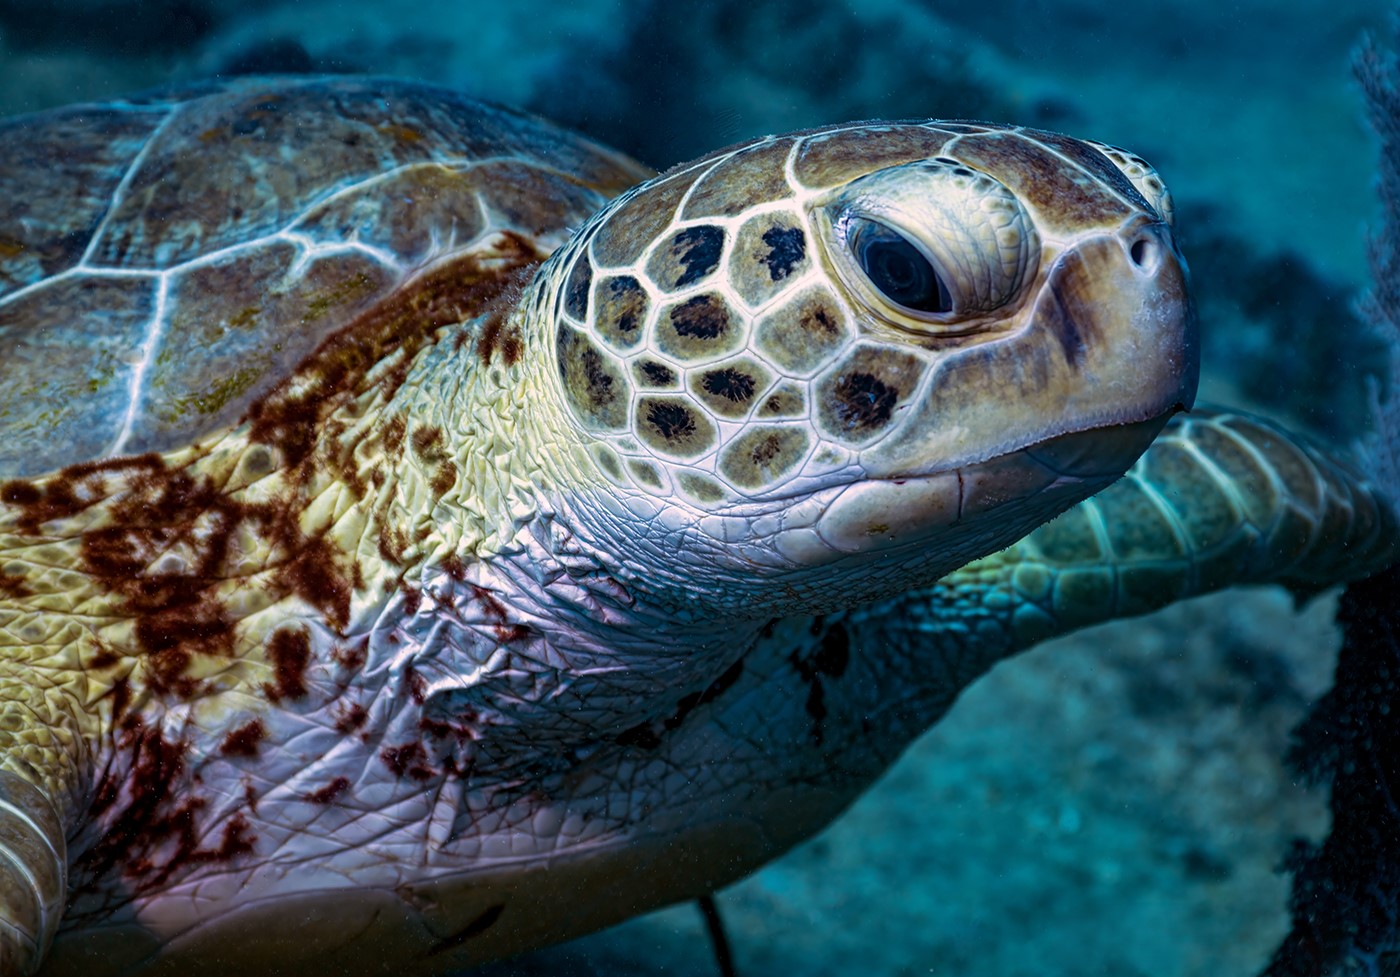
[377,291,771,757]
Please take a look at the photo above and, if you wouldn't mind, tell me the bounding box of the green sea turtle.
[0,75,1391,976]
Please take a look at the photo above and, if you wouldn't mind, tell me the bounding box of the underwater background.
[0,0,1390,973]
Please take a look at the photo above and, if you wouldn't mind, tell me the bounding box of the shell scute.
[0,275,157,473]
[0,105,166,297]
[0,77,647,477]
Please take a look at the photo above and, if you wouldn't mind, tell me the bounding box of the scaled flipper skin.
[827,407,1398,754]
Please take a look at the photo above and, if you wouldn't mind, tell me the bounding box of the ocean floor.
[0,0,1388,973]
[484,587,1338,977]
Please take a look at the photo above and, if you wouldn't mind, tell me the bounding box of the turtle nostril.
[1127,233,1162,273]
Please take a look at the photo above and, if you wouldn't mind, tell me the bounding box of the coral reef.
[1263,29,1400,977]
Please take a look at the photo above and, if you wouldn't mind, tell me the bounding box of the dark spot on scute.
[264,627,311,702]
[596,276,647,342]
[564,255,592,320]
[556,324,628,429]
[645,401,697,442]
[641,361,676,385]
[804,305,839,336]
[750,434,783,465]
[701,368,757,403]
[668,225,725,288]
[670,295,729,340]
[832,372,898,434]
[581,347,614,400]
[220,719,265,757]
[426,904,507,957]
[761,225,806,281]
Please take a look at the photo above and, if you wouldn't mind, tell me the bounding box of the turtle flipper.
[1001,407,1397,640]
[0,771,65,976]
[846,407,1397,679]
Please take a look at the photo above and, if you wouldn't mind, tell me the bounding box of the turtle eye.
[849,217,953,315]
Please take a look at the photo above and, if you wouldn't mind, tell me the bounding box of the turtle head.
[534,122,1196,616]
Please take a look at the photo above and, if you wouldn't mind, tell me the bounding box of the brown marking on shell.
[792,126,956,190]
[951,132,1135,234]
[752,288,851,376]
[682,139,797,219]
[592,275,649,352]
[219,719,265,757]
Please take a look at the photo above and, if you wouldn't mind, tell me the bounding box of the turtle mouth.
[771,414,1170,564]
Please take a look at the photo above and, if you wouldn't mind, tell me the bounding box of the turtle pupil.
[851,218,952,314]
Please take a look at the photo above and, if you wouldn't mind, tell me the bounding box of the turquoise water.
[0,1,1391,974]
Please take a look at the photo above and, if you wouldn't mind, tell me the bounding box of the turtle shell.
[0,76,650,477]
